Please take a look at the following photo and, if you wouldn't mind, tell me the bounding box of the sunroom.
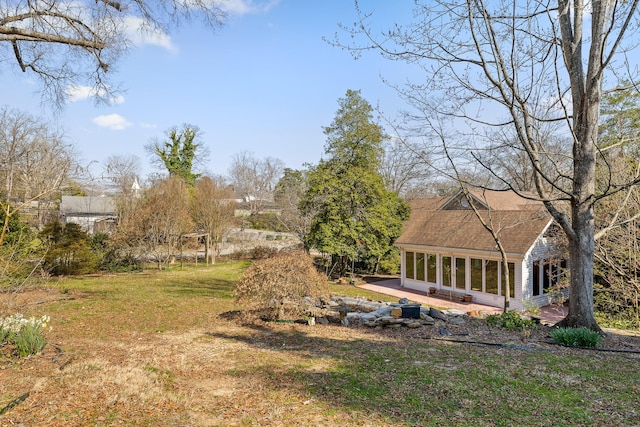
[394,189,563,310]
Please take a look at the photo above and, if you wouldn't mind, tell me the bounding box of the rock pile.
[319,296,470,329]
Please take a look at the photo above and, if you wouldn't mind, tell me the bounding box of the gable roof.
[60,196,116,215]
[395,190,552,255]
[440,188,542,211]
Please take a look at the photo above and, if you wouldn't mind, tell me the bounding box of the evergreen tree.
[301,90,409,276]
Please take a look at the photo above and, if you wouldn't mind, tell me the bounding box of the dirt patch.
[0,287,76,315]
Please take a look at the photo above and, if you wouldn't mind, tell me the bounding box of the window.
[427,254,437,283]
[470,258,483,292]
[416,253,425,281]
[455,257,466,290]
[406,252,415,279]
[486,260,498,294]
[532,261,541,296]
[442,256,452,287]
[502,262,515,298]
[543,262,553,292]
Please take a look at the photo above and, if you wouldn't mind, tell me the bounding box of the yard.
[1,261,640,426]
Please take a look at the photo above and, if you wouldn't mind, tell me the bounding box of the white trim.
[396,243,526,260]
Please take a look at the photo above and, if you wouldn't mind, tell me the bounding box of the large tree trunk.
[560,211,600,330]
[558,51,602,330]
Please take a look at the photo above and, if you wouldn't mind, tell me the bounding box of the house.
[60,195,117,234]
[394,189,566,310]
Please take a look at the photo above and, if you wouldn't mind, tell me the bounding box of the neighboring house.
[394,189,566,310]
[60,195,117,234]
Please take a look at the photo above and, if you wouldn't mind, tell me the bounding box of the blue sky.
[0,1,416,181]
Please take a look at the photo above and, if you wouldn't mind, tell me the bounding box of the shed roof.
[396,190,552,255]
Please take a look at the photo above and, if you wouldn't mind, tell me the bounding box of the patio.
[358,278,568,325]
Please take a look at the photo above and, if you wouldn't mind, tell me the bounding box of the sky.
[0,0,418,182]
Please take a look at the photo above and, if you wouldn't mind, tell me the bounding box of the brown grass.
[1,262,640,426]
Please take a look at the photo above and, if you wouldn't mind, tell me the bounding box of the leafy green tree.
[599,86,640,154]
[301,90,410,276]
[147,124,205,187]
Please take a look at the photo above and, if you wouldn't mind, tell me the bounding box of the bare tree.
[191,175,236,264]
[339,0,640,330]
[274,168,314,246]
[380,137,432,198]
[102,154,142,196]
[0,106,76,227]
[228,151,284,215]
[0,0,227,106]
[114,176,193,269]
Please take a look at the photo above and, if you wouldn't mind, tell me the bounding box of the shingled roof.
[395,190,552,255]
[60,196,116,215]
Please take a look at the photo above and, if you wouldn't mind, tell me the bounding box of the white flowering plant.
[0,313,50,357]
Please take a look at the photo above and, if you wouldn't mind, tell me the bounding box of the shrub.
[235,251,329,319]
[0,313,50,357]
[41,221,99,275]
[486,311,537,331]
[550,327,602,348]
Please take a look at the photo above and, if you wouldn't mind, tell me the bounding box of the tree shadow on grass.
[205,321,640,426]
[205,324,514,426]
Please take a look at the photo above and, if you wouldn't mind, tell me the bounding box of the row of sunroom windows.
[405,251,567,298]
[405,251,515,297]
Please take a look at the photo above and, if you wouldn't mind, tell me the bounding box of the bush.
[98,248,142,272]
[41,221,99,275]
[486,311,537,331]
[235,251,329,319]
[0,313,49,357]
[377,249,401,275]
[550,327,602,348]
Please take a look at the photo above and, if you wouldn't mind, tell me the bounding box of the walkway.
[359,278,567,325]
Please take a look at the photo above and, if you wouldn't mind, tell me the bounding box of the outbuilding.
[394,189,566,310]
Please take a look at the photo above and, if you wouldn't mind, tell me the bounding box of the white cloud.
[222,0,280,15]
[139,122,158,129]
[124,16,177,53]
[66,85,125,105]
[92,114,133,130]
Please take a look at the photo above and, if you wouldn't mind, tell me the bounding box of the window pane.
[406,252,414,279]
[543,262,552,292]
[509,262,515,298]
[416,253,425,281]
[455,257,466,290]
[486,260,498,294]
[533,261,540,296]
[442,256,451,287]
[470,258,483,291]
[502,262,515,297]
[427,254,437,283]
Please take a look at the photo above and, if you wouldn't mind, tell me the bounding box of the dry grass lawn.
[1,262,640,426]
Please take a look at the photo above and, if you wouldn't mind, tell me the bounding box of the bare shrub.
[250,246,278,260]
[235,251,329,320]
